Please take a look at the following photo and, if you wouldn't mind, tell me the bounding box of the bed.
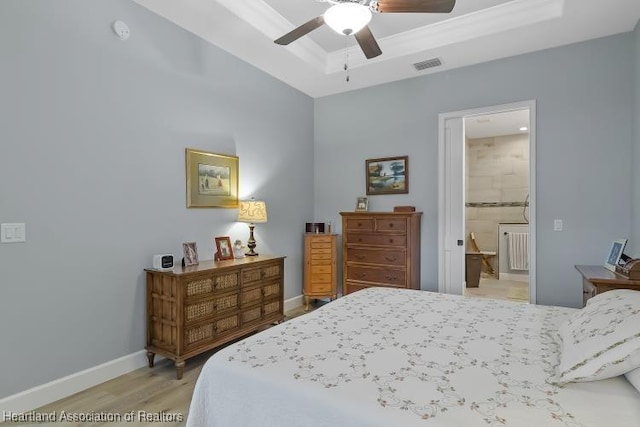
[186,287,640,427]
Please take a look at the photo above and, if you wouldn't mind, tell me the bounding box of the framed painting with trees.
[366,156,408,195]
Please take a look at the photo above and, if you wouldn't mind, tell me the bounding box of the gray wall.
[631,22,640,255]
[0,0,314,398]
[315,33,634,309]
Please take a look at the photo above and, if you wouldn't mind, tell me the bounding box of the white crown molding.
[216,0,328,71]
[215,0,565,75]
[327,0,565,72]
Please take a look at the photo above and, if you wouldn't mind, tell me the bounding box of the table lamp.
[237,199,267,256]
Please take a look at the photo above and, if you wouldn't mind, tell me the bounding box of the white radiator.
[507,232,529,271]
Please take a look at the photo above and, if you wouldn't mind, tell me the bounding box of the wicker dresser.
[144,255,285,379]
[303,233,338,310]
[340,212,421,295]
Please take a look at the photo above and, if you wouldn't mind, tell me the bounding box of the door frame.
[437,100,537,303]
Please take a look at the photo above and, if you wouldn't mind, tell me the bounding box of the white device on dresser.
[152,254,174,270]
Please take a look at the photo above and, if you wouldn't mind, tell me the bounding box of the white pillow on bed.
[557,290,640,383]
[625,367,640,393]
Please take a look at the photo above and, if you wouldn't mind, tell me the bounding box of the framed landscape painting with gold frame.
[186,148,239,208]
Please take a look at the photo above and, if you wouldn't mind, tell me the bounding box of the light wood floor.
[7,302,322,427]
[464,275,529,302]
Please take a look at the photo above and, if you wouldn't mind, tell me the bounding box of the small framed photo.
[355,196,368,212]
[604,238,627,272]
[215,236,234,261]
[182,242,199,266]
[366,155,408,195]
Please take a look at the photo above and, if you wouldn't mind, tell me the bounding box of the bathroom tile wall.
[466,134,530,256]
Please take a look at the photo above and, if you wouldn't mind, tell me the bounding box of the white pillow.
[557,289,640,383]
[625,367,640,393]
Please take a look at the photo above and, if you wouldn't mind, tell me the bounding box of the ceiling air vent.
[413,57,442,71]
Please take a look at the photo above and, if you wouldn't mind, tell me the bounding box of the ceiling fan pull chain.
[344,38,350,82]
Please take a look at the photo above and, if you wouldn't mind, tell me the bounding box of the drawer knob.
[389,239,394,244]
[356,272,367,278]
[357,222,362,226]
[384,275,398,281]
[358,237,363,242]
[355,254,365,260]
[384,255,397,262]
[389,223,394,228]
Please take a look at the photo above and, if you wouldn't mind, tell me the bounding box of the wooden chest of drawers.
[145,255,285,378]
[340,212,421,295]
[303,233,338,310]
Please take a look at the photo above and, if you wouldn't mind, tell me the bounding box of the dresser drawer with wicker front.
[242,261,282,287]
[183,312,241,353]
[184,292,239,325]
[145,255,285,379]
[184,271,240,299]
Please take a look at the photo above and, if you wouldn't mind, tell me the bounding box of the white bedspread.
[187,288,640,427]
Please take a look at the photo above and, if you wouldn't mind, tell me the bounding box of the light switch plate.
[553,219,563,232]
[1,223,26,243]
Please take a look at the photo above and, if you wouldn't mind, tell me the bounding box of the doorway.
[437,101,536,303]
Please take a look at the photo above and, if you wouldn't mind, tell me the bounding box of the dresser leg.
[331,294,337,301]
[146,351,155,368]
[175,360,185,380]
[304,296,310,312]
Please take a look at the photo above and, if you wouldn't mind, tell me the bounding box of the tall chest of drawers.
[340,212,421,295]
[303,233,338,310]
[144,255,285,378]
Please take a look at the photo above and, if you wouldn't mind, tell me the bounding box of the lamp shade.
[324,3,372,36]
[238,200,267,223]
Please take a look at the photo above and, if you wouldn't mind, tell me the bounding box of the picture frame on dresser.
[366,155,408,195]
[215,236,234,261]
[604,238,627,272]
[185,148,239,208]
[182,241,199,266]
[355,197,368,212]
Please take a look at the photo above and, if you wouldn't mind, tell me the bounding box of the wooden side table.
[575,264,640,307]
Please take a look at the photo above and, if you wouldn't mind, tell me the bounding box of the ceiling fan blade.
[354,26,382,59]
[274,16,325,45]
[375,0,456,13]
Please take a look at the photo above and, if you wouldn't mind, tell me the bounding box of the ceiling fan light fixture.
[324,3,372,36]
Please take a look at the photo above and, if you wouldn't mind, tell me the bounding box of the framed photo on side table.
[215,236,234,261]
[604,238,627,272]
[182,242,199,266]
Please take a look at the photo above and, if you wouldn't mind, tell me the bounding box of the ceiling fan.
[274,0,456,59]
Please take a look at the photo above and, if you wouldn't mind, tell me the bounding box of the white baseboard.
[0,350,152,414]
[284,294,304,312]
[499,273,529,282]
[2,295,306,414]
